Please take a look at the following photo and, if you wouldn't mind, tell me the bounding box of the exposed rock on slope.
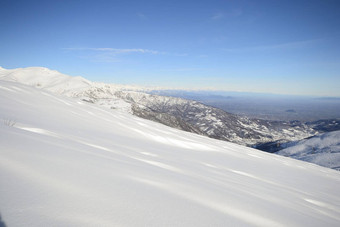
[114,91,316,146]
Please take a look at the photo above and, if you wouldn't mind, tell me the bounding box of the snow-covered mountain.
[278,130,340,170]
[1,79,340,226]
[113,91,315,146]
[0,67,316,147]
[0,66,92,93]
[307,118,340,133]
[0,66,134,113]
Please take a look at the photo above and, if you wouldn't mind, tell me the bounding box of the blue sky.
[1,0,340,96]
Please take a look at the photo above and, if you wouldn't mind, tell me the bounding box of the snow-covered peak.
[0,66,92,94]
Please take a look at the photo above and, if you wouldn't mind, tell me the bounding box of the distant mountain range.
[150,90,340,122]
[114,91,316,146]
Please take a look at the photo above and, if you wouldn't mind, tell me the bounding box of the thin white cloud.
[64,48,161,55]
[212,12,224,20]
[160,67,205,72]
[63,47,187,63]
[137,13,147,19]
[211,9,243,20]
[223,39,323,53]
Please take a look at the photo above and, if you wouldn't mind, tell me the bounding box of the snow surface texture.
[1,81,340,226]
[278,131,340,170]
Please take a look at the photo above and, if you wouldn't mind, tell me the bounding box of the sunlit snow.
[0,80,340,226]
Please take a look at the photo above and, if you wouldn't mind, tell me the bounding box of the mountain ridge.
[0,66,317,147]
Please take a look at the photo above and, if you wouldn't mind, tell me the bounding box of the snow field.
[0,81,340,226]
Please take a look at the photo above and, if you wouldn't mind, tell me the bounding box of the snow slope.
[278,131,340,170]
[1,81,340,226]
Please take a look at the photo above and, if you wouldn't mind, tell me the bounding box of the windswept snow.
[1,81,340,226]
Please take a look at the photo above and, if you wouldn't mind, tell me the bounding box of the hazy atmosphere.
[1,0,340,96]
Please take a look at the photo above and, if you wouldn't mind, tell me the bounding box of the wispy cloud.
[137,13,147,19]
[223,39,323,53]
[63,47,187,63]
[212,12,225,20]
[160,67,205,72]
[64,48,161,55]
[211,9,243,20]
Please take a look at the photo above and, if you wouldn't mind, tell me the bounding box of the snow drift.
[0,80,340,226]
